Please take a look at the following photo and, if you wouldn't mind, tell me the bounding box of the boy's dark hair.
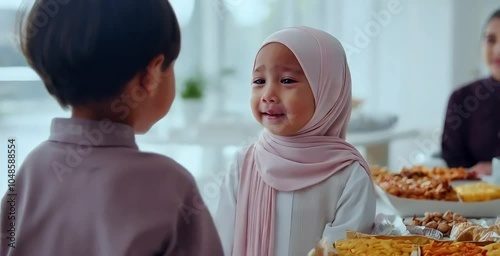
[18,0,181,108]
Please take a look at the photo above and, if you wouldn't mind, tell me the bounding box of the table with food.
[308,165,500,256]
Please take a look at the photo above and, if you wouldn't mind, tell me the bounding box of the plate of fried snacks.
[373,213,499,242]
[307,214,500,255]
[308,237,419,256]
[308,234,500,256]
[421,241,488,256]
[371,166,500,217]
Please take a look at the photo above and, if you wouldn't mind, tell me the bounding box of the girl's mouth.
[262,112,285,120]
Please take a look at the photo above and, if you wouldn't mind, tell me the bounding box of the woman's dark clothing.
[441,76,500,168]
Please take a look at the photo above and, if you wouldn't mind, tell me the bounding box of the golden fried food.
[422,241,487,256]
[334,238,417,256]
[370,165,389,179]
[402,166,478,181]
[455,183,500,202]
[376,172,459,201]
[483,243,500,256]
[404,211,468,235]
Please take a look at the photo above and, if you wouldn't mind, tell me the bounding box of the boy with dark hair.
[0,0,223,255]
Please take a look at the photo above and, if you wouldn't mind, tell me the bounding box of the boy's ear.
[141,54,166,92]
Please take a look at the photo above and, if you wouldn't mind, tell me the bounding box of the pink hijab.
[232,26,371,256]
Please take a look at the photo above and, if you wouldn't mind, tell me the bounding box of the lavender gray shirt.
[1,118,223,256]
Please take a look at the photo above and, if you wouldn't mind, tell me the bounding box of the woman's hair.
[18,0,181,108]
[484,8,500,37]
[487,9,500,24]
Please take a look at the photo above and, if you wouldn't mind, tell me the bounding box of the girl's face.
[251,43,315,136]
[484,17,500,80]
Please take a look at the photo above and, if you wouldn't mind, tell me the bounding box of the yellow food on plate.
[454,183,500,202]
[334,238,418,256]
[483,243,500,256]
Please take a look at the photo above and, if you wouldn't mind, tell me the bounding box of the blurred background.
[0,0,499,211]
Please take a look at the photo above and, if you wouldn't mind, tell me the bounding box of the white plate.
[375,184,500,218]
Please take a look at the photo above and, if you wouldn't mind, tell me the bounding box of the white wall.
[451,0,500,88]
[379,0,500,170]
[480,1,500,77]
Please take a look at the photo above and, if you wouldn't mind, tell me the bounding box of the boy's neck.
[71,104,134,128]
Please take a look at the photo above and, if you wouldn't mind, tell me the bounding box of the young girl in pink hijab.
[215,26,376,256]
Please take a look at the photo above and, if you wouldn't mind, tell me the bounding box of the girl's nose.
[261,85,278,103]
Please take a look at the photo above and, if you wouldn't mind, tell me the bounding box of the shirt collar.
[49,118,138,149]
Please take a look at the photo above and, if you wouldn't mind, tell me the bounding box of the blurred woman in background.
[441,9,500,175]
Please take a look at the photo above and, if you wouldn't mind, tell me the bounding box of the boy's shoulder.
[121,150,196,185]
[24,141,196,188]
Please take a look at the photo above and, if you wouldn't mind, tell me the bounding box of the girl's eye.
[281,78,296,84]
[253,79,265,85]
